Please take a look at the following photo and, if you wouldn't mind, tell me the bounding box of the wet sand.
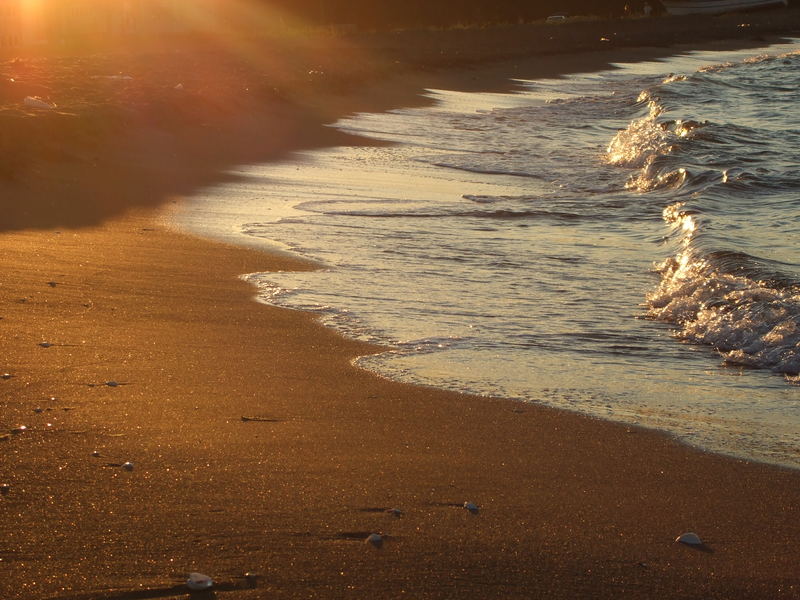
[1,12,800,599]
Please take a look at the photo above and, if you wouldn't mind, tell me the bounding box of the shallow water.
[180,40,800,469]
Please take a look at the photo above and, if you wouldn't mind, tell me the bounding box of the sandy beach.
[2,10,800,599]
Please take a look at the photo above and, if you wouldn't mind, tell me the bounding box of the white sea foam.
[606,101,670,168]
[647,253,800,376]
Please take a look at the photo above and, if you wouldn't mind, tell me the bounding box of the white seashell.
[186,572,213,591]
[675,532,702,545]
[463,501,480,514]
[365,533,383,548]
[121,462,134,471]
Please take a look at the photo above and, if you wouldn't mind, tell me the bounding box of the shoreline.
[4,210,800,599]
[174,37,800,472]
[2,15,800,599]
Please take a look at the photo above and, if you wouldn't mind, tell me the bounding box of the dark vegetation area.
[262,0,795,29]
[268,0,647,28]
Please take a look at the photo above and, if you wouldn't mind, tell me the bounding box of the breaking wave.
[610,47,800,380]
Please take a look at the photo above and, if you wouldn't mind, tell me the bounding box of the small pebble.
[121,462,134,471]
[386,508,403,517]
[186,572,213,591]
[38,342,52,348]
[365,533,383,548]
[91,451,101,458]
[1,373,13,380]
[0,484,10,495]
[464,501,480,514]
[11,426,27,434]
[675,532,703,546]
[33,407,43,414]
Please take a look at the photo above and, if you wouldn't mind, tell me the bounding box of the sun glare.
[13,0,311,45]
[20,0,43,23]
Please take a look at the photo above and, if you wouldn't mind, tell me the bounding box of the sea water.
[180,40,800,469]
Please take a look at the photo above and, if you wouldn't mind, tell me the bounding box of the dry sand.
[1,11,800,599]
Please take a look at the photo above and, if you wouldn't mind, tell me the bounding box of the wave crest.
[605,101,669,168]
[647,250,800,377]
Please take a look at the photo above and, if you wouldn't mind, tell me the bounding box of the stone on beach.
[675,532,703,545]
[186,572,214,591]
[463,501,480,514]
[121,462,135,471]
[365,533,384,548]
[186,572,213,592]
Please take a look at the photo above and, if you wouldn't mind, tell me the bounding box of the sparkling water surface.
[180,40,800,469]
